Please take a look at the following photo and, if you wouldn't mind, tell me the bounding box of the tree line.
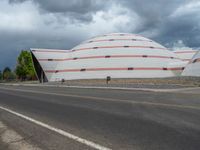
[0,50,37,82]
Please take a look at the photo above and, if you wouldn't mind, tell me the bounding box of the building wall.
[31,33,186,82]
[182,50,200,76]
[174,50,197,62]
[31,49,68,81]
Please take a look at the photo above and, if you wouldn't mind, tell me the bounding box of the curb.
[1,83,200,93]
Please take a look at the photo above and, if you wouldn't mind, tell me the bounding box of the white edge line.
[0,106,111,150]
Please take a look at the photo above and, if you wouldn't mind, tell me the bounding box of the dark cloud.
[9,0,26,3]
[34,0,104,13]
[114,0,200,48]
[1,0,200,70]
[153,3,200,48]
[9,0,104,13]
[9,0,109,22]
[0,29,87,70]
[118,0,188,29]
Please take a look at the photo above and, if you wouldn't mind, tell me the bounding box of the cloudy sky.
[0,0,200,70]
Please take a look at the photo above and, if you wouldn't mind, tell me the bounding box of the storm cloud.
[0,0,200,70]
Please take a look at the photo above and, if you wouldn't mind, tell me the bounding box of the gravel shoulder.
[0,114,41,150]
[1,77,200,89]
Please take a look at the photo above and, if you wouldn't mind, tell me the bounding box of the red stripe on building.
[181,59,191,61]
[45,67,184,73]
[32,50,71,53]
[104,34,141,36]
[38,55,180,62]
[73,46,166,52]
[32,46,166,54]
[86,38,151,43]
[174,51,196,54]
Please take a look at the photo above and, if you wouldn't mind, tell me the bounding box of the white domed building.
[182,50,200,76]
[31,33,198,82]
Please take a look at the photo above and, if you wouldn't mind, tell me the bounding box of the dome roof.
[71,33,176,58]
[31,33,186,81]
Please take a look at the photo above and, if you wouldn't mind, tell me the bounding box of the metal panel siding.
[31,33,187,81]
[174,50,197,61]
[49,70,180,81]
[55,58,170,69]
[182,50,200,76]
[73,41,163,50]
[31,49,68,81]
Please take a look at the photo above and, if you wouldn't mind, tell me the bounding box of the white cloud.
[0,0,200,70]
[0,0,133,40]
[171,1,200,17]
[172,40,193,50]
[0,0,40,31]
[81,4,140,37]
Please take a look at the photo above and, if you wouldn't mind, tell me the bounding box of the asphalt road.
[0,84,200,150]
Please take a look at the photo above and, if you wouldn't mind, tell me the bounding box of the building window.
[80,69,86,71]
[128,67,134,70]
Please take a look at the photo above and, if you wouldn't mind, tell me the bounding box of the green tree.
[3,67,14,81]
[15,50,36,81]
